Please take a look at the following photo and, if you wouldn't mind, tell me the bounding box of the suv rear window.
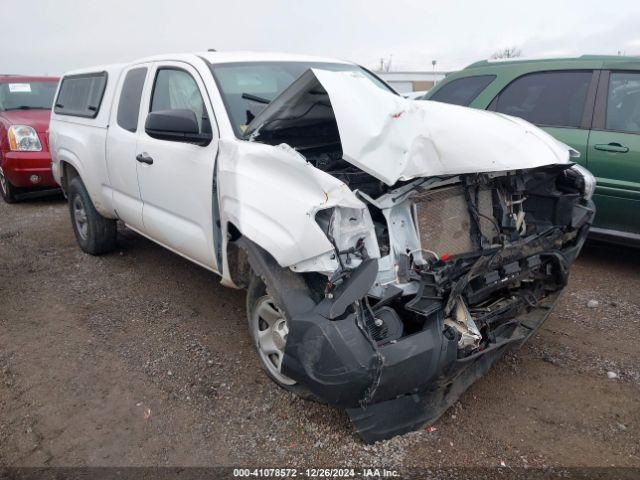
[494,71,592,128]
[430,75,496,106]
[54,72,107,118]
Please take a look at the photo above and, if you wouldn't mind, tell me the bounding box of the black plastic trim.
[592,70,610,130]
[580,70,601,130]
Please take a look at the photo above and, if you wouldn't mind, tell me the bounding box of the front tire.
[246,273,321,402]
[0,168,19,203]
[68,176,117,255]
[247,274,297,387]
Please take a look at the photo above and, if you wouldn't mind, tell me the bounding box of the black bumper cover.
[282,288,561,443]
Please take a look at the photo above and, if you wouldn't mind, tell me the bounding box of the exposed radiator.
[414,185,495,256]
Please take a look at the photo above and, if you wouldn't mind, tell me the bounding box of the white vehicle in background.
[49,51,595,443]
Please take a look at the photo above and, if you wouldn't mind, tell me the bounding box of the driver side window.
[150,68,210,134]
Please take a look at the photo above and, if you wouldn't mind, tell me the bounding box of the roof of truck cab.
[198,51,353,65]
[132,51,353,66]
[59,52,353,78]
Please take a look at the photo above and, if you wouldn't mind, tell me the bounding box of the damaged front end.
[231,68,595,443]
[240,165,593,443]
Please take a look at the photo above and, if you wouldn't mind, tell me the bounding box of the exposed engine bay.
[237,68,595,443]
[311,156,592,361]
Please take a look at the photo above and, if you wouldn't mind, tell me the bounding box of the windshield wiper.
[241,93,271,104]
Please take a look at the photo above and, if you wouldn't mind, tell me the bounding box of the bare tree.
[376,55,393,72]
[491,47,522,60]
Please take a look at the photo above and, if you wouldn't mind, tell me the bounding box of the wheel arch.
[222,221,251,289]
[59,160,80,196]
[222,224,313,299]
[56,152,116,219]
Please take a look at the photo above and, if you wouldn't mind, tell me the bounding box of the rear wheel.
[0,168,19,203]
[68,176,117,255]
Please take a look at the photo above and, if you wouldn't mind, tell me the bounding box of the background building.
[377,70,449,93]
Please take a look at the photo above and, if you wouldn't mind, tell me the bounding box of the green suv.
[423,55,640,243]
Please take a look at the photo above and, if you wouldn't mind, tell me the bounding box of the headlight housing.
[8,125,42,152]
[315,206,379,262]
[569,164,596,200]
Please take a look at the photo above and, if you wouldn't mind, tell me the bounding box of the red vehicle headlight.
[8,125,42,152]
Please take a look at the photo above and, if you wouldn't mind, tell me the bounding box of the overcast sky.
[3,0,640,76]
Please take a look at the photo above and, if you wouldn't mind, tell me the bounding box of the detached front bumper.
[1,151,57,188]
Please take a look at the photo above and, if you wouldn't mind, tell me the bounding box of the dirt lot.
[1,195,639,470]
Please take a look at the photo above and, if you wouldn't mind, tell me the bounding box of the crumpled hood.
[246,69,572,186]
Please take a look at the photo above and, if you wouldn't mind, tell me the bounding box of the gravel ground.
[1,195,639,470]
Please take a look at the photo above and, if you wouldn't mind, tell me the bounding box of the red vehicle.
[0,75,59,203]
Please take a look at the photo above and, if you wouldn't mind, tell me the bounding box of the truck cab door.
[135,61,219,271]
[105,64,151,231]
[588,70,640,235]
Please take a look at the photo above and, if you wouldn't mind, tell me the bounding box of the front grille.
[414,185,494,256]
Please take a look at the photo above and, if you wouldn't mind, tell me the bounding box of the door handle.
[594,143,629,153]
[136,153,154,165]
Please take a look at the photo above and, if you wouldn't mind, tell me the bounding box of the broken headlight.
[315,207,379,265]
[569,164,596,200]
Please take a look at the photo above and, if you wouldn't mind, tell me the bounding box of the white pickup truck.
[49,51,595,442]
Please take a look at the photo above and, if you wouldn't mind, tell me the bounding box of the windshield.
[209,61,394,137]
[0,81,58,111]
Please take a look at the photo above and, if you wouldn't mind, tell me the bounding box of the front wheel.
[247,274,297,387]
[0,168,19,203]
[68,176,117,255]
[246,273,322,403]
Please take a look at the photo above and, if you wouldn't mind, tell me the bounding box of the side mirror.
[145,109,212,146]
